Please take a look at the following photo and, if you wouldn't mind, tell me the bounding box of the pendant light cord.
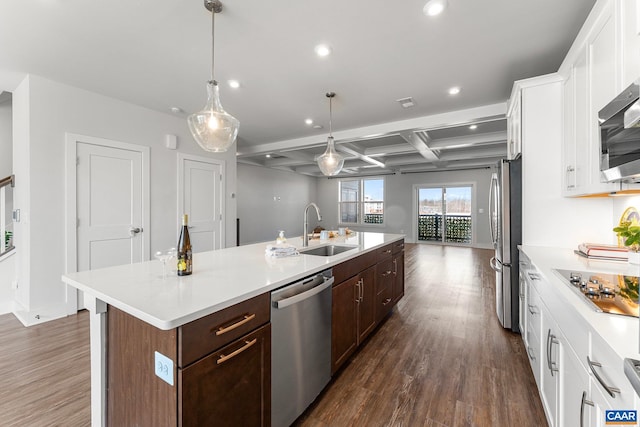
[329,96,333,137]
[210,3,215,83]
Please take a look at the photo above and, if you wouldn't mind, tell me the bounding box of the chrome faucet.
[303,203,322,247]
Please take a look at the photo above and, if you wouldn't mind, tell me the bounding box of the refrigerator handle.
[489,174,498,245]
[490,256,503,272]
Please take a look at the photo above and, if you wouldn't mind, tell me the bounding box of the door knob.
[129,227,143,236]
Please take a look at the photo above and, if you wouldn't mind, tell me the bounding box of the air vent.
[396,97,415,108]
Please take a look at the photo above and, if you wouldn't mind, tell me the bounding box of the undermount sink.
[299,244,358,257]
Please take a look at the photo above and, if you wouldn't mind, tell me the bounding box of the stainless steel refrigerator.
[489,158,522,332]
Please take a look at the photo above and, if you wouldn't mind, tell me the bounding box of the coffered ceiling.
[0,0,596,176]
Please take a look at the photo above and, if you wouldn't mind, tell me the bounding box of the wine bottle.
[177,214,192,276]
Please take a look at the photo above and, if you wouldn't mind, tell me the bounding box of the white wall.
[0,96,11,177]
[316,168,494,247]
[0,252,15,313]
[237,163,317,245]
[9,74,237,324]
[521,77,614,249]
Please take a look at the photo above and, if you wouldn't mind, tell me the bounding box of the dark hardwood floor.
[297,244,547,427]
[0,244,546,427]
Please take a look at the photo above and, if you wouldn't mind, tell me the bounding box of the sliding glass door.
[417,185,472,244]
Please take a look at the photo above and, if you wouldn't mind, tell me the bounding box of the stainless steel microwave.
[599,79,640,182]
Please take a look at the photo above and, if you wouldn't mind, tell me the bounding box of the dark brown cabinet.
[179,324,271,427]
[392,240,405,304]
[331,261,377,374]
[358,265,377,343]
[375,257,393,323]
[107,293,271,427]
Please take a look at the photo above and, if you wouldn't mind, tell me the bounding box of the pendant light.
[317,92,344,176]
[187,0,239,153]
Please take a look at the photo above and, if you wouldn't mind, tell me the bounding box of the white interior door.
[178,154,225,252]
[76,142,145,271]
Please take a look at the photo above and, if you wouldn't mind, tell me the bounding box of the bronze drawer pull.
[217,338,257,364]
[214,313,256,336]
[382,298,392,305]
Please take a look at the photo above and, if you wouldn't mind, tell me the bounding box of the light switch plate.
[154,351,174,386]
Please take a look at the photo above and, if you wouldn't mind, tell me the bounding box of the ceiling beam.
[236,102,506,157]
[399,131,440,162]
[425,131,508,150]
[440,146,506,161]
[363,143,416,156]
[336,143,386,168]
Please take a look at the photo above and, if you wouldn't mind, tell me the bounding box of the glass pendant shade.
[188,80,239,153]
[317,136,344,176]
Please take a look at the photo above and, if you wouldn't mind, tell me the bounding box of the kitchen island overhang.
[62,232,405,426]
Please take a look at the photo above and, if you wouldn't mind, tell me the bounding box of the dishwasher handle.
[274,276,334,309]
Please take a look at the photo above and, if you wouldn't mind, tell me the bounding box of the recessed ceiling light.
[265,154,272,158]
[448,86,461,95]
[423,0,448,16]
[305,118,314,125]
[170,107,183,114]
[228,80,240,89]
[469,124,478,130]
[314,44,332,57]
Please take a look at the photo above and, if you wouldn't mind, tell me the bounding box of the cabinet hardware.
[528,304,537,315]
[587,356,621,398]
[566,165,576,189]
[580,391,594,427]
[213,313,256,336]
[527,272,540,281]
[546,329,559,376]
[527,346,535,361]
[393,259,397,275]
[217,338,257,364]
[382,298,391,305]
[355,279,364,303]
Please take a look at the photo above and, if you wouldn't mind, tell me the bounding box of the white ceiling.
[0,0,596,176]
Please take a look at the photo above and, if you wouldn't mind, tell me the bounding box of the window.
[339,178,384,225]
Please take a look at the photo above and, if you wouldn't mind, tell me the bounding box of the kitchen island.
[62,231,404,426]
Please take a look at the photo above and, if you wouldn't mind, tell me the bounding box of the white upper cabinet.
[507,91,522,160]
[560,0,640,196]
[563,48,590,195]
[621,0,640,88]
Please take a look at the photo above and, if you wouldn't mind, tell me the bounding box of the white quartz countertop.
[519,245,640,361]
[62,232,404,330]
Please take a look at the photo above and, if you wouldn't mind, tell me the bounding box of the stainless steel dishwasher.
[271,268,333,427]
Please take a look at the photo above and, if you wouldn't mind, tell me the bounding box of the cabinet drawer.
[375,259,393,322]
[526,287,542,340]
[333,251,377,284]
[392,239,405,254]
[589,331,635,404]
[526,326,542,389]
[179,324,271,427]
[376,244,393,261]
[179,293,270,367]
